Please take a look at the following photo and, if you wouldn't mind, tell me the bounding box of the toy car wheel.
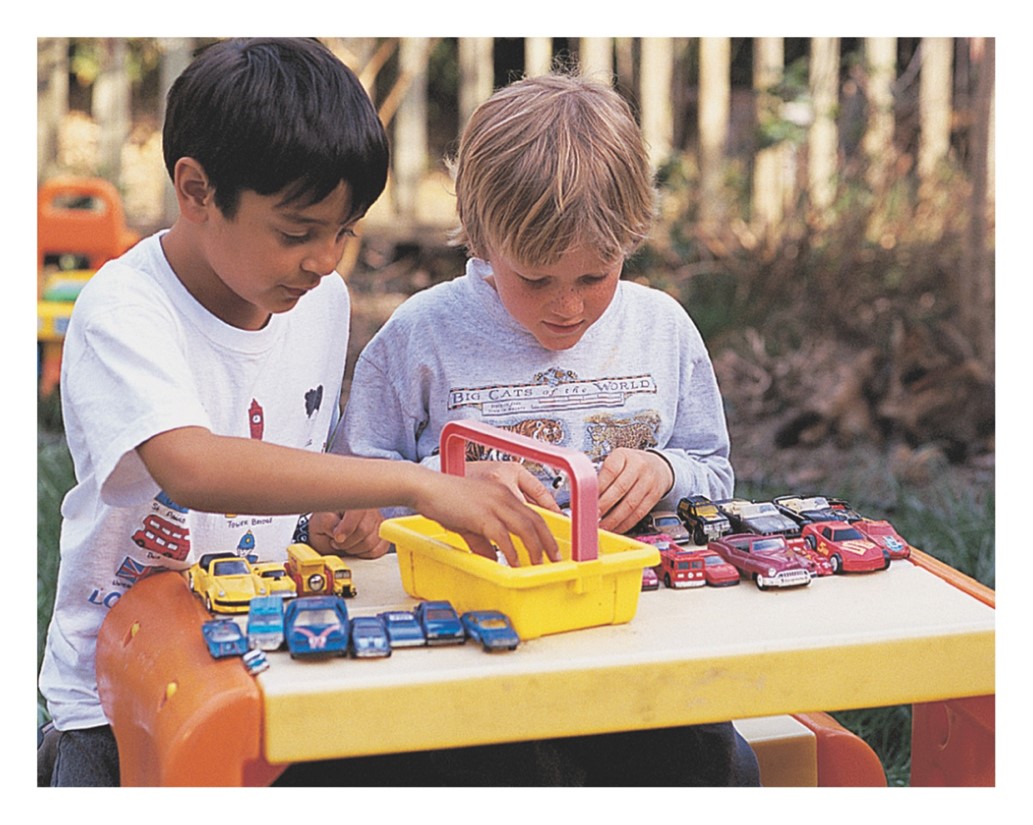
[204,593,213,611]
[830,554,843,574]
[881,551,891,570]
[693,526,706,545]
[664,573,672,588]
[753,573,768,591]
[805,535,817,551]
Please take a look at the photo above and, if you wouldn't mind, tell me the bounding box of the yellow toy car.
[187,552,270,613]
[251,561,299,599]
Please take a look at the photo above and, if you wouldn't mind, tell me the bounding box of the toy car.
[284,543,358,598]
[708,533,813,590]
[242,648,270,675]
[787,538,836,577]
[698,550,740,587]
[714,498,801,537]
[800,521,890,573]
[632,510,691,545]
[349,616,392,658]
[853,518,912,560]
[641,566,660,591]
[283,595,351,658]
[251,561,298,599]
[461,610,521,652]
[677,495,731,545]
[377,610,426,648]
[637,534,703,588]
[246,595,285,651]
[414,600,466,646]
[772,495,843,526]
[201,618,249,659]
[187,552,270,613]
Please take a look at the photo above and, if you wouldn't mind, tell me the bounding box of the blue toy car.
[460,610,521,652]
[242,648,270,675]
[413,600,466,646]
[349,616,392,658]
[201,618,249,659]
[377,610,426,648]
[246,595,285,651]
[284,595,350,659]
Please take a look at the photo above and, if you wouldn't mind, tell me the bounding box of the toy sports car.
[800,521,891,573]
[349,616,392,658]
[708,533,812,589]
[632,510,692,545]
[461,610,521,652]
[284,595,351,659]
[201,618,249,659]
[853,518,912,561]
[251,561,298,599]
[714,499,801,538]
[677,495,731,545]
[414,600,466,646]
[377,610,427,648]
[698,550,740,587]
[188,552,270,613]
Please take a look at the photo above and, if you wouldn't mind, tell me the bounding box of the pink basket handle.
[439,420,599,561]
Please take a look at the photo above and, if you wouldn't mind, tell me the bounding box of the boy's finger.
[518,472,562,512]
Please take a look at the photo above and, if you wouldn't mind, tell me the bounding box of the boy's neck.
[160,223,272,331]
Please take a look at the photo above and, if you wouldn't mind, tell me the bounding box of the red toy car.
[786,537,835,577]
[853,518,912,560]
[698,550,740,587]
[641,566,660,591]
[708,533,812,590]
[800,521,891,573]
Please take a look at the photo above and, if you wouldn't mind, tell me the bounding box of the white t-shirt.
[39,232,350,730]
[337,257,732,513]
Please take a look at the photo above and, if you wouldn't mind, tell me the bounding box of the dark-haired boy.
[38,37,556,787]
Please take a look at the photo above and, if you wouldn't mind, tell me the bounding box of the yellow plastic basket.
[379,420,660,640]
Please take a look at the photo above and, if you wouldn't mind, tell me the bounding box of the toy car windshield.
[751,538,786,553]
[294,608,340,626]
[208,623,241,641]
[211,560,250,576]
[830,527,865,541]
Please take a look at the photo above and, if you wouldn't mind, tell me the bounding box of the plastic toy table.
[96,550,994,786]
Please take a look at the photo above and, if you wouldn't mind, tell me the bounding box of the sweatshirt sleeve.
[650,301,734,506]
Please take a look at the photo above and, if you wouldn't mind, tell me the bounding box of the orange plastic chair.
[37,176,139,272]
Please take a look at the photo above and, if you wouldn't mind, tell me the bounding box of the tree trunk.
[158,38,194,226]
[962,37,994,368]
[459,38,494,129]
[862,37,896,193]
[93,38,131,185]
[751,37,786,238]
[394,38,431,220]
[579,38,613,80]
[698,37,730,227]
[37,38,68,181]
[640,38,674,171]
[525,38,552,76]
[807,37,840,223]
[918,37,953,197]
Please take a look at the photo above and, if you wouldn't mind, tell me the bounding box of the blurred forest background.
[37,37,995,785]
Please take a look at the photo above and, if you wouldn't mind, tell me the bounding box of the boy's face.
[195,181,357,329]
[486,246,623,351]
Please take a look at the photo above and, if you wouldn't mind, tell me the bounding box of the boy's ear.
[173,157,215,223]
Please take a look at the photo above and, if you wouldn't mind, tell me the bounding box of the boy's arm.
[137,426,559,565]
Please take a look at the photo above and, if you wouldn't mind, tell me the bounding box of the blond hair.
[450,73,656,267]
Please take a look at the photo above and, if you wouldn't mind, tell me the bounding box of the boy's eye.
[518,275,549,289]
[280,231,311,245]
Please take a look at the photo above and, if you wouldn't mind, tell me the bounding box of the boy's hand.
[307,508,391,559]
[412,474,560,567]
[596,448,674,534]
[465,460,562,513]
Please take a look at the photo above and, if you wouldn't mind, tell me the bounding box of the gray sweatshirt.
[336,258,733,511]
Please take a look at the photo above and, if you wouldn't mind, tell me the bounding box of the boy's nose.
[551,288,583,317]
[303,237,346,277]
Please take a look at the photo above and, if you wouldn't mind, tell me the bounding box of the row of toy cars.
[200,591,521,672]
[630,493,914,592]
[185,544,358,614]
